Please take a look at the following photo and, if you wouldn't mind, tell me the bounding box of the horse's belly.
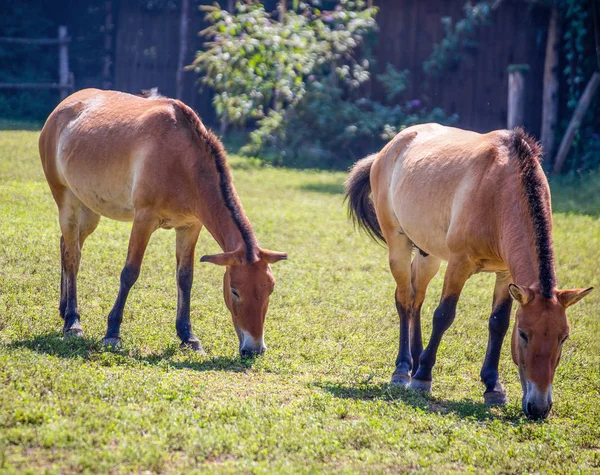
[71,184,135,221]
[58,155,136,221]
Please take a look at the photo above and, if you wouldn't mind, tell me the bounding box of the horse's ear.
[508,283,533,306]
[200,250,242,266]
[557,287,594,308]
[259,249,288,264]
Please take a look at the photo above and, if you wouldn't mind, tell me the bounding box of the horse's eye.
[231,288,240,299]
[518,329,529,344]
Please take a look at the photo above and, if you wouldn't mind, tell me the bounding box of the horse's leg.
[387,233,415,386]
[59,236,67,320]
[102,209,158,347]
[410,258,475,391]
[409,253,441,377]
[480,271,512,405]
[175,224,203,352]
[59,206,100,321]
[57,190,84,337]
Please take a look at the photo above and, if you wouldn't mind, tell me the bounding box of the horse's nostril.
[527,402,533,415]
[240,346,265,357]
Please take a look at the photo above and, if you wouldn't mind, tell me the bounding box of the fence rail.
[0,26,73,100]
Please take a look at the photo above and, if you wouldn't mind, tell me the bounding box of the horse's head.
[508,283,593,419]
[201,247,287,356]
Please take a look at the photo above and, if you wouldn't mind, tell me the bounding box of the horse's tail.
[344,154,386,244]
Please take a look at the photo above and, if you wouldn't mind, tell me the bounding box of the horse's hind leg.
[411,257,475,392]
[59,205,101,322]
[480,271,512,405]
[409,253,441,377]
[102,209,159,347]
[57,190,86,336]
[387,233,414,386]
[175,224,203,352]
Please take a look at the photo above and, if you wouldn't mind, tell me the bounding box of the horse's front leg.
[102,209,158,347]
[411,257,475,392]
[175,224,203,352]
[480,271,512,405]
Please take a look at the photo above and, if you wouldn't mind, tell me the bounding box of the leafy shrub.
[191,1,457,168]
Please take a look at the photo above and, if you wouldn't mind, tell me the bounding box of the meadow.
[0,127,599,473]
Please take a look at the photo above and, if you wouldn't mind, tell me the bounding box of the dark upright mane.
[510,128,556,299]
[175,102,258,262]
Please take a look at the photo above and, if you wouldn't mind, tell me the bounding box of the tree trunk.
[541,6,561,162]
[552,72,600,175]
[176,0,190,100]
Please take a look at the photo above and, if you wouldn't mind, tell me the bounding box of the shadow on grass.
[316,381,523,423]
[9,332,256,373]
[300,182,345,195]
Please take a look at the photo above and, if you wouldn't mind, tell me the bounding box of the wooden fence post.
[103,1,113,89]
[176,0,190,99]
[541,6,561,162]
[507,64,529,129]
[552,72,600,175]
[58,26,70,100]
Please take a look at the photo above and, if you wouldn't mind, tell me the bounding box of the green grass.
[0,128,599,474]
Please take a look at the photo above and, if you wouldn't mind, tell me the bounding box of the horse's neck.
[500,209,543,290]
[194,164,256,256]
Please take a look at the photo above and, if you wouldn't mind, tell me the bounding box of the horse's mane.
[510,128,556,299]
[175,102,258,262]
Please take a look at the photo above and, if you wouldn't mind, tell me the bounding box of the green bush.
[191,1,457,168]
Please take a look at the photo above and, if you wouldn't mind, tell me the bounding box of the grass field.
[1,128,599,473]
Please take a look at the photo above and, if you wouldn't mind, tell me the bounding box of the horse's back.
[373,123,513,264]
[40,89,199,222]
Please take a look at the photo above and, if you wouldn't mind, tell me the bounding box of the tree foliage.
[191,1,456,167]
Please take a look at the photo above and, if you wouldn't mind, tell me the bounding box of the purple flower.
[410,99,421,108]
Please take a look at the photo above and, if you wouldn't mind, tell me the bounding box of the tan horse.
[39,89,286,356]
[346,123,593,419]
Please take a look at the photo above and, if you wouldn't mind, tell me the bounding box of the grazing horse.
[345,123,593,419]
[39,89,287,356]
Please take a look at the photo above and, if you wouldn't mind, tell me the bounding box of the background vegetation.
[1,128,599,473]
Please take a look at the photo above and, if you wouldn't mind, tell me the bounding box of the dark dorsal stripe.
[510,128,556,299]
[176,102,258,262]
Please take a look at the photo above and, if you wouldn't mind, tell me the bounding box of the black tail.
[344,154,386,244]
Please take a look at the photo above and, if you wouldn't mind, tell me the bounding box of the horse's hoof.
[102,337,122,349]
[484,390,508,406]
[180,339,204,353]
[409,378,432,393]
[391,372,411,387]
[64,327,84,338]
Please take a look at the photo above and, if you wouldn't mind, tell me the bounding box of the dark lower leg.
[410,304,423,377]
[103,212,157,344]
[59,237,67,319]
[393,297,412,377]
[104,264,140,339]
[480,298,512,395]
[176,266,201,349]
[413,296,459,382]
[62,236,82,335]
[175,225,201,350]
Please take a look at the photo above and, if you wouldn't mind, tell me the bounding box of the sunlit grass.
[0,129,599,473]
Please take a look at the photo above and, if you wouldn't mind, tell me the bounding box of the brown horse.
[346,123,593,419]
[39,89,286,356]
